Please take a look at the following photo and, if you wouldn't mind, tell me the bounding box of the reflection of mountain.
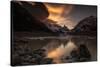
[71,16,97,35]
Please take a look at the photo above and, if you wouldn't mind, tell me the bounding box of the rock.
[65,49,80,62]
[33,49,46,57]
[39,58,53,64]
[64,44,91,62]
[70,49,79,59]
[78,44,91,61]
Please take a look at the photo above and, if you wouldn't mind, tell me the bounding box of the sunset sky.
[44,3,97,29]
[23,2,97,30]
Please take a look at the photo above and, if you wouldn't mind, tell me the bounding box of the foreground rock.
[11,45,54,66]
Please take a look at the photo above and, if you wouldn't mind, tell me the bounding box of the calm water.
[12,35,97,65]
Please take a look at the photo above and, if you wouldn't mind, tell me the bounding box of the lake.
[12,35,97,65]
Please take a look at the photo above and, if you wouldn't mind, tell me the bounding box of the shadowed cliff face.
[11,1,51,32]
[19,2,49,21]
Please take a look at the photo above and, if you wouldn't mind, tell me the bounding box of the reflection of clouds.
[63,40,77,56]
[45,40,77,63]
[41,36,96,63]
[42,40,61,53]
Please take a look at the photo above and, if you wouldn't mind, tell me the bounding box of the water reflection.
[44,40,77,63]
[12,36,97,65]
[41,36,96,63]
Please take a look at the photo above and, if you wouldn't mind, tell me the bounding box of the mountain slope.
[11,1,69,36]
[71,16,97,35]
